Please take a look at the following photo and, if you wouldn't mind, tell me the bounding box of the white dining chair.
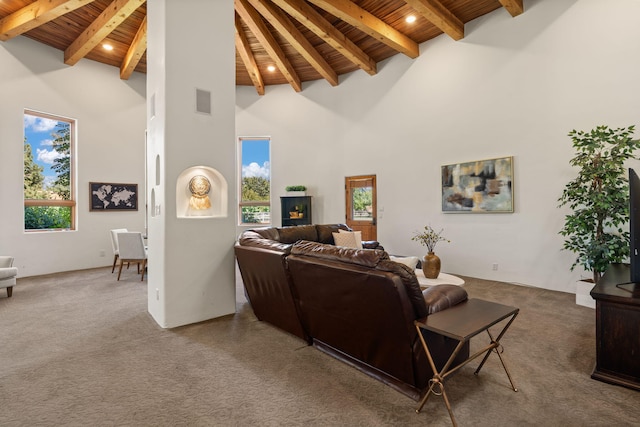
[116,232,148,281]
[110,228,128,273]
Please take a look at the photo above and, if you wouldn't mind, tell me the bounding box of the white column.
[146,0,236,328]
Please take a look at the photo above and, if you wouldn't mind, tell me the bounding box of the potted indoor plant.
[412,225,450,279]
[285,185,306,196]
[558,125,640,285]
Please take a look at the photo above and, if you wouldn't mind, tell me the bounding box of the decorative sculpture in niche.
[188,175,212,210]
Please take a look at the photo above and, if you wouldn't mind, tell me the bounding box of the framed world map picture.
[90,182,138,211]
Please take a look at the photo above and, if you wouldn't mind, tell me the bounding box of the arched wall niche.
[176,166,228,218]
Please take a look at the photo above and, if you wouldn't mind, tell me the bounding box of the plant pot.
[576,279,596,309]
[422,252,441,279]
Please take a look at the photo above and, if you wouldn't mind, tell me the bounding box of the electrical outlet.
[492,263,498,271]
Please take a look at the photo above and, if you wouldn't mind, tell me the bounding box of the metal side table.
[414,298,519,426]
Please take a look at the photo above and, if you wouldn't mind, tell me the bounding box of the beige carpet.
[1,267,638,426]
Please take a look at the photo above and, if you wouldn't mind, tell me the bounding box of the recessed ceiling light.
[102,43,114,51]
[406,15,416,24]
[267,65,276,72]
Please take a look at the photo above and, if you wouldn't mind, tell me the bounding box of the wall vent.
[195,88,211,115]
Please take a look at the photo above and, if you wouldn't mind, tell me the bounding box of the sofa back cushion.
[250,227,280,241]
[316,223,350,244]
[291,240,385,268]
[277,225,319,244]
[238,230,293,254]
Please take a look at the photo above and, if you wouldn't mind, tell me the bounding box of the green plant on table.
[285,185,306,191]
[411,225,450,253]
[558,125,640,283]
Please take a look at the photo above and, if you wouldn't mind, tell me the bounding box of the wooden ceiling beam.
[64,0,145,66]
[272,0,377,76]
[498,0,524,17]
[248,0,339,86]
[235,0,302,92]
[0,0,93,41]
[402,0,464,41]
[235,14,265,95]
[120,15,146,80]
[308,0,419,59]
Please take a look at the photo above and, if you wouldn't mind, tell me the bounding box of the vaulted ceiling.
[0,0,524,95]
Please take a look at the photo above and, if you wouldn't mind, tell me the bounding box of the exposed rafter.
[0,0,529,91]
[402,0,464,41]
[272,0,377,76]
[120,15,147,80]
[308,0,419,59]
[498,0,524,17]
[235,0,302,92]
[248,0,339,86]
[64,0,145,66]
[0,0,93,41]
[235,13,265,95]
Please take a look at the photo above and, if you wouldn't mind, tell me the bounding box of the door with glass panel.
[345,175,377,241]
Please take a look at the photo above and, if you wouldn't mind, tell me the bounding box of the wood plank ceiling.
[0,0,524,95]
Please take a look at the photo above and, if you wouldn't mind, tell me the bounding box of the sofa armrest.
[422,285,468,315]
[362,240,384,251]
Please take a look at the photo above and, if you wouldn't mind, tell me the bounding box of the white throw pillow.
[332,231,363,249]
[338,229,363,249]
[390,255,419,270]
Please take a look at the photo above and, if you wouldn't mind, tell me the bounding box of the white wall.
[236,0,640,293]
[3,0,640,296]
[0,36,146,277]
[146,0,236,328]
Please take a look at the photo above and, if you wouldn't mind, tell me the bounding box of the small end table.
[414,298,519,426]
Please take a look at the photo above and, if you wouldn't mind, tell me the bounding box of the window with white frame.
[239,137,271,225]
[23,110,76,231]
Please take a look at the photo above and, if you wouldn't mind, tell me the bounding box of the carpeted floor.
[1,267,638,426]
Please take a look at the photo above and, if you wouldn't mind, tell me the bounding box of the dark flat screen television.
[620,168,640,293]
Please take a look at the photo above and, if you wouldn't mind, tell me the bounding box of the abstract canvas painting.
[441,156,513,213]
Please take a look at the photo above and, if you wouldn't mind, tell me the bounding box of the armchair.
[0,256,18,297]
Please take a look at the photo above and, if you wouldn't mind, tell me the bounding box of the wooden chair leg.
[6,286,12,297]
[141,260,147,281]
[112,254,119,273]
[117,261,125,280]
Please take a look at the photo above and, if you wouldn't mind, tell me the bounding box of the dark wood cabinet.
[280,196,312,227]
[590,263,640,391]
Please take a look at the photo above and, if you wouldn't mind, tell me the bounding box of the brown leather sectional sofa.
[235,223,469,400]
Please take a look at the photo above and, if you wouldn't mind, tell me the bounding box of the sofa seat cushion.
[422,285,468,314]
[291,240,385,269]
